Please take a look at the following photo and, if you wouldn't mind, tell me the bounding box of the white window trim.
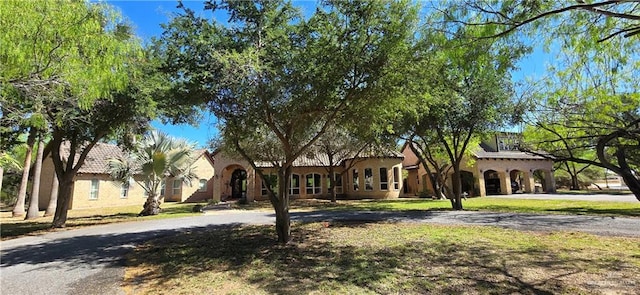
[379,167,389,191]
[352,169,359,191]
[172,179,181,196]
[306,173,321,195]
[364,168,374,191]
[393,167,400,191]
[89,179,99,200]
[289,174,300,195]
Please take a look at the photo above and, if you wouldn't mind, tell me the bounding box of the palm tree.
[107,131,198,216]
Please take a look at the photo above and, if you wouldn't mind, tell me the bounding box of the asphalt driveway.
[1,208,639,295]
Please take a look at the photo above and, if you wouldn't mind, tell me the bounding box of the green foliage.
[155,0,419,241]
[107,131,198,199]
[0,0,140,105]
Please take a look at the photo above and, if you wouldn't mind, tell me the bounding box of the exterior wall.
[246,158,404,201]
[212,152,255,202]
[175,154,215,203]
[70,174,147,209]
[343,158,403,199]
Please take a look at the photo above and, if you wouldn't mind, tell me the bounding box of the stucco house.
[402,132,555,197]
[37,143,215,210]
[212,149,405,202]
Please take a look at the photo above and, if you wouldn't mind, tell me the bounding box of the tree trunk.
[13,128,36,217]
[25,136,45,220]
[451,168,464,210]
[274,199,291,243]
[52,177,74,228]
[139,194,161,216]
[620,172,640,202]
[329,166,337,203]
[0,166,4,199]
[272,166,292,244]
[570,174,580,190]
[44,173,59,217]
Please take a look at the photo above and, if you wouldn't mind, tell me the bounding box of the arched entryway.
[484,170,501,195]
[230,168,247,199]
[510,170,524,193]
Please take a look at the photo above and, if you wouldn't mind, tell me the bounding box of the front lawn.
[0,202,203,240]
[252,197,640,218]
[124,222,640,294]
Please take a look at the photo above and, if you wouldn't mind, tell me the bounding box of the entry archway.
[484,169,501,195]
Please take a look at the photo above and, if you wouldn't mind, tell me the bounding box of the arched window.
[306,173,321,195]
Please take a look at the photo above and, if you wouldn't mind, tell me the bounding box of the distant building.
[401,132,555,197]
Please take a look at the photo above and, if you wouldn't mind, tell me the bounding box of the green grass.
[2,197,638,240]
[239,197,640,218]
[0,202,203,240]
[124,222,640,294]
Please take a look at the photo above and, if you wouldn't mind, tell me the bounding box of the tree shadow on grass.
[547,207,640,218]
[122,223,638,294]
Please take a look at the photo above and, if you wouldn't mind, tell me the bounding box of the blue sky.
[109,0,551,148]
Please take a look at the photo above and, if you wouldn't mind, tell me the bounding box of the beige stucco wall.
[212,152,256,202]
[70,174,147,209]
[164,153,215,203]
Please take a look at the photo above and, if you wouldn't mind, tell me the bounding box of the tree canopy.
[155,0,418,242]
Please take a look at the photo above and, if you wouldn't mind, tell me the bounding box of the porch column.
[246,169,255,202]
[544,170,556,193]
[523,171,535,193]
[477,171,487,197]
[500,170,512,195]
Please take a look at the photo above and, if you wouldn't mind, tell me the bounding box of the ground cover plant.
[123,222,640,294]
[0,202,201,240]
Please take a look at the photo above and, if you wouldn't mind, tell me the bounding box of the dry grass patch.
[124,222,640,295]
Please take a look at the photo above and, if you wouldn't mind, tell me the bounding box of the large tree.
[398,9,527,210]
[521,35,640,199]
[0,1,172,226]
[156,0,417,243]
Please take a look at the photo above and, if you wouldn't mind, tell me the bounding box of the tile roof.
[472,146,549,160]
[255,147,404,168]
[59,143,212,174]
[59,142,125,174]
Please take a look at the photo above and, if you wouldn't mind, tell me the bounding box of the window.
[306,173,321,195]
[364,168,373,191]
[352,169,359,191]
[379,167,388,190]
[393,167,400,190]
[89,179,99,199]
[289,174,300,195]
[172,179,181,195]
[327,173,343,194]
[261,174,278,196]
[120,182,129,199]
[160,180,166,196]
[198,179,207,192]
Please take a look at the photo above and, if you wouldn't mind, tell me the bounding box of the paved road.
[490,193,638,202]
[1,209,639,295]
